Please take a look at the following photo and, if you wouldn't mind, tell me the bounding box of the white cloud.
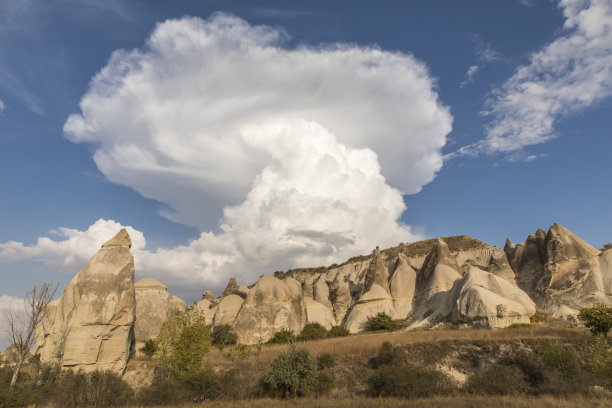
[454,0,612,157]
[461,65,479,88]
[0,98,4,112]
[0,295,25,348]
[2,14,453,298]
[64,13,452,230]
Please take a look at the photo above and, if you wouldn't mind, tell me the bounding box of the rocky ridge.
[32,223,612,373]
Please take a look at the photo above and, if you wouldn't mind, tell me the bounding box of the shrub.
[140,339,158,358]
[212,324,238,346]
[327,325,349,338]
[579,303,612,337]
[234,343,251,359]
[48,370,133,408]
[369,341,398,369]
[263,345,319,398]
[367,363,455,398]
[540,343,580,379]
[136,366,220,405]
[328,288,339,305]
[316,372,335,396]
[317,353,335,370]
[464,364,529,395]
[364,312,398,331]
[506,323,532,329]
[157,307,212,379]
[268,328,296,344]
[298,323,327,341]
[530,313,548,323]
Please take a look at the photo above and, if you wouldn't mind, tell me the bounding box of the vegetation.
[139,339,158,358]
[327,288,339,305]
[367,363,455,398]
[465,364,528,395]
[268,328,296,344]
[326,325,349,337]
[364,312,398,331]
[579,303,612,337]
[3,282,57,388]
[157,307,212,379]
[212,324,239,346]
[263,345,319,398]
[298,323,327,341]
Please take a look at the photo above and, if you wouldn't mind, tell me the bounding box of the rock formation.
[233,275,306,344]
[505,223,612,318]
[35,229,135,374]
[134,278,170,349]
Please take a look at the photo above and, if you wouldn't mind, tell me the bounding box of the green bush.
[298,322,327,341]
[367,363,455,398]
[364,312,398,331]
[140,339,158,358]
[157,307,212,379]
[268,328,296,344]
[263,345,319,398]
[135,366,220,405]
[48,370,133,408]
[506,323,532,329]
[464,364,529,395]
[327,325,349,337]
[316,372,335,396]
[212,324,238,346]
[234,343,251,359]
[328,288,339,305]
[317,353,335,370]
[540,343,580,379]
[530,313,548,323]
[579,303,612,337]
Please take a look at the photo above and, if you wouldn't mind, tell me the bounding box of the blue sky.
[1,0,611,313]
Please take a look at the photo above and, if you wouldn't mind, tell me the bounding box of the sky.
[1,0,611,326]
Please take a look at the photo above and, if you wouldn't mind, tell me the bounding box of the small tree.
[578,303,612,337]
[365,312,397,332]
[263,345,319,398]
[4,282,57,388]
[157,307,211,379]
[211,324,238,346]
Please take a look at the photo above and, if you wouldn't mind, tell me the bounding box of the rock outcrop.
[505,223,611,318]
[233,275,306,344]
[134,278,170,348]
[35,229,135,374]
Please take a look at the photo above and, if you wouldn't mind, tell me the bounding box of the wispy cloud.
[251,7,314,19]
[461,34,504,87]
[0,98,5,113]
[452,0,612,158]
[0,66,44,115]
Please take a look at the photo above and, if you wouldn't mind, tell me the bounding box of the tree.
[157,307,211,379]
[578,303,612,337]
[263,345,319,398]
[4,282,57,388]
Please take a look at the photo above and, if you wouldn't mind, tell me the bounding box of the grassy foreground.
[126,395,611,408]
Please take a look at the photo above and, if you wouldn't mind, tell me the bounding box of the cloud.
[0,295,25,348]
[454,0,612,157]
[64,13,452,230]
[461,65,479,88]
[0,98,4,112]
[2,14,453,298]
[461,35,504,88]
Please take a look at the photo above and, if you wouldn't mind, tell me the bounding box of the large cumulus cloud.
[2,14,452,297]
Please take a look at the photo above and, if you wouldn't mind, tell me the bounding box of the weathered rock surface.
[505,223,611,318]
[449,267,536,328]
[304,296,336,329]
[134,278,170,346]
[233,275,305,344]
[212,294,244,326]
[35,229,135,374]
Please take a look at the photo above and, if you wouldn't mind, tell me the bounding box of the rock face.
[233,275,305,344]
[35,229,135,374]
[449,267,536,328]
[134,278,170,347]
[212,294,244,326]
[505,223,611,318]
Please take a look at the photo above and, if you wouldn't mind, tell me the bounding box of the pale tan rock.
[221,278,239,297]
[599,249,612,295]
[304,296,336,329]
[233,275,305,344]
[213,294,244,326]
[344,248,395,333]
[35,229,135,374]
[134,278,170,344]
[389,253,417,319]
[194,299,217,324]
[450,267,535,328]
[313,277,333,310]
[170,296,187,311]
[236,285,250,298]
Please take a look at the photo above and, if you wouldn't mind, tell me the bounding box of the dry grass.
[127,395,611,408]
